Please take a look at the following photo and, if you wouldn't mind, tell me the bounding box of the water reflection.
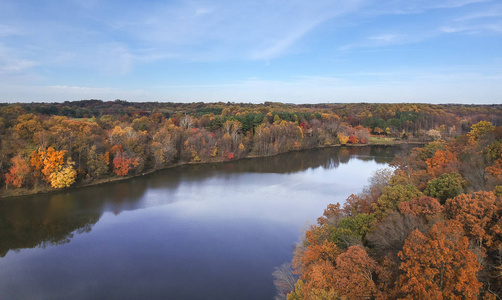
[0,146,395,259]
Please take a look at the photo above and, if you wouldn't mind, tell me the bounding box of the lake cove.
[0,146,395,300]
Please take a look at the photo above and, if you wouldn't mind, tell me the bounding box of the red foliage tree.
[113,151,140,176]
[348,135,358,144]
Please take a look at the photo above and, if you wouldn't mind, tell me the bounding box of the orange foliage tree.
[29,149,44,181]
[28,147,76,188]
[5,154,31,188]
[426,149,458,177]
[293,226,339,277]
[40,147,66,184]
[290,224,339,298]
[396,221,482,299]
[398,196,443,221]
[445,191,502,249]
[332,245,378,299]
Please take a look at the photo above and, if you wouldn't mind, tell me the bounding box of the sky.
[0,0,501,104]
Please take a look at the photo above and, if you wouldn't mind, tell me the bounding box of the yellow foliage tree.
[49,159,77,188]
[468,121,494,141]
[337,133,349,145]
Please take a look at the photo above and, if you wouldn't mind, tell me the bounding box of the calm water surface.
[0,146,395,299]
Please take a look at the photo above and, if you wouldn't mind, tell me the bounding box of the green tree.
[424,172,466,204]
[372,184,423,219]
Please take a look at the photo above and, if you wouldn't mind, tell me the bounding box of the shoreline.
[0,140,424,200]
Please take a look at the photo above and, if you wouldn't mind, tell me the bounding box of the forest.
[2,100,502,299]
[274,121,502,299]
[1,100,501,197]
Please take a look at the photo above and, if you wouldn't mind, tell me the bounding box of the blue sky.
[0,0,501,103]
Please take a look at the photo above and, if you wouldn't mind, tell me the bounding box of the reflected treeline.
[0,180,150,257]
[0,146,397,257]
[172,145,397,177]
[0,193,100,257]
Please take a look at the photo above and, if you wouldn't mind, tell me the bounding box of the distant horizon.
[1,0,501,103]
[1,99,500,106]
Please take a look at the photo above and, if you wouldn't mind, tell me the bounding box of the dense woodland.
[2,101,502,298]
[1,100,501,197]
[272,122,502,299]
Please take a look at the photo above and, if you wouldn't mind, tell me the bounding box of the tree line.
[275,121,502,299]
[1,101,501,196]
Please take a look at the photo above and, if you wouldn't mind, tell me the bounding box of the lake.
[0,146,395,300]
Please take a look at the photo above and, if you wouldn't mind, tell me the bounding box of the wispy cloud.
[440,4,502,34]
[359,0,488,17]
[111,0,365,61]
[249,21,321,60]
[368,34,398,42]
[339,32,422,51]
[0,44,37,75]
[429,0,490,9]
[440,23,502,34]
[339,1,501,52]
[455,7,502,21]
[0,24,24,37]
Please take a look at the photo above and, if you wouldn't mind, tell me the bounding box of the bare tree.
[272,262,297,300]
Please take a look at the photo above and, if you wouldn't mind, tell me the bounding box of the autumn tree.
[29,149,44,182]
[13,113,43,143]
[396,221,482,299]
[317,203,344,227]
[5,154,30,188]
[469,121,494,141]
[112,150,140,176]
[485,139,502,186]
[337,133,349,145]
[426,149,458,177]
[331,245,378,299]
[343,193,373,216]
[286,280,305,300]
[298,260,338,299]
[40,147,66,184]
[27,147,77,189]
[445,191,502,249]
[87,145,109,178]
[398,196,443,222]
[49,158,77,188]
[292,225,339,277]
